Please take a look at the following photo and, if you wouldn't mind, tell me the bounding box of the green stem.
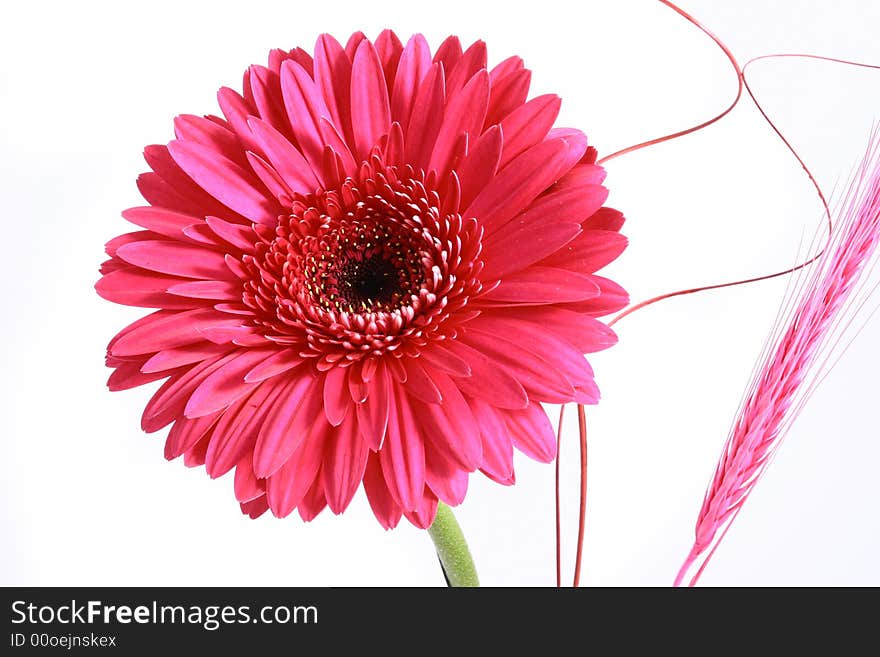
[427,502,479,587]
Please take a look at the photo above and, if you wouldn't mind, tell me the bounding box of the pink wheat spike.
[675,129,880,587]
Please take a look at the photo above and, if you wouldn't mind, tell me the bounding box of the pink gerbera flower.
[96,31,628,529]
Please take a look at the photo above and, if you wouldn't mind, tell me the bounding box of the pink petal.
[506,402,557,463]
[297,475,328,522]
[322,366,350,426]
[318,118,357,175]
[409,372,482,470]
[322,418,369,514]
[582,207,625,232]
[489,55,524,83]
[107,359,180,392]
[419,343,472,377]
[498,94,561,168]
[481,266,601,304]
[240,495,269,519]
[425,445,468,505]
[379,390,426,511]
[540,229,628,274]
[485,68,531,128]
[476,307,618,354]
[243,349,304,383]
[402,358,443,403]
[246,65,291,140]
[518,181,608,240]
[204,216,258,252]
[184,348,275,418]
[279,59,334,177]
[234,452,266,503]
[167,279,241,301]
[141,342,230,374]
[115,239,235,281]
[142,352,232,432]
[468,398,515,484]
[402,488,439,529]
[350,40,391,160]
[122,206,198,240]
[143,144,238,219]
[432,36,462,71]
[216,87,263,157]
[404,63,445,170]
[390,34,431,132]
[444,40,487,100]
[165,414,219,460]
[313,34,353,144]
[96,266,208,309]
[245,146,292,205]
[110,307,244,357]
[482,221,581,279]
[167,139,277,225]
[355,362,390,450]
[265,422,325,518]
[253,374,322,478]
[363,453,402,530]
[460,329,575,403]
[374,29,404,90]
[234,451,265,502]
[440,340,529,409]
[344,32,367,59]
[457,125,503,210]
[173,113,245,166]
[205,380,280,478]
[560,274,629,317]
[247,116,321,194]
[136,172,204,216]
[465,138,570,235]
[429,70,489,178]
[468,318,597,393]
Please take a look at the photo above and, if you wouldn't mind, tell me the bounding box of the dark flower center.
[301,220,426,314]
[338,253,406,308]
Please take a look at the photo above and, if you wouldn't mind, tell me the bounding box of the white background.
[2,0,878,587]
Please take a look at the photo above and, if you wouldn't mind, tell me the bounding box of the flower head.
[97,31,628,529]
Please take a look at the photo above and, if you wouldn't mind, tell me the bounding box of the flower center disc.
[303,221,425,314]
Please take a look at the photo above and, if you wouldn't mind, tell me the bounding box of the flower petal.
[110,307,244,357]
[322,418,369,514]
[167,139,277,225]
[184,348,275,418]
[280,59,334,177]
[265,422,325,518]
[506,402,557,463]
[247,116,321,194]
[379,390,426,511]
[481,266,601,304]
[253,374,322,478]
[498,94,561,168]
[425,445,468,505]
[409,372,482,470]
[468,397,515,484]
[457,125,502,210]
[355,362,390,450]
[465,137,570,235]
[391,34,431,132]
[313,34,353,144]
[322,366,350,426]
[429,70,489,178]
[350,39,391,160]
[363,453,402,530]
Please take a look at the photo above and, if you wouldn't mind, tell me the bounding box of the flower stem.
[427,503,479,587]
